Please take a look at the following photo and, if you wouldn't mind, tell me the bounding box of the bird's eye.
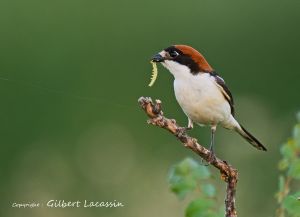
[169,50,179,58]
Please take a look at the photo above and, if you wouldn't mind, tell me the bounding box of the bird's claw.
[207,152,216,163]
[200,151,216,166]
[185,126,193,131]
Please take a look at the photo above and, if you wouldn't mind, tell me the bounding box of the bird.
[151,45,267,162]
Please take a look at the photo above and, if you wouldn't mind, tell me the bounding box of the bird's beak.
[151,53,164,62]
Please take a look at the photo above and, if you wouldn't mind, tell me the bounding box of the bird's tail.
[235,125,267,151]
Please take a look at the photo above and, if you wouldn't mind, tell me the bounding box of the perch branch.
[138,97,238,217]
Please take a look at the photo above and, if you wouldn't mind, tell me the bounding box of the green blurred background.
[0,0,299,216]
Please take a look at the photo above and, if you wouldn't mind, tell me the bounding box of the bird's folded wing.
[211,72,235,116]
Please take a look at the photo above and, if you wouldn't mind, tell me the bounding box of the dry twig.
[138,96,238,217]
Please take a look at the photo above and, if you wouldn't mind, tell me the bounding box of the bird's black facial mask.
[164,46,183,60]
[164,46,200,74]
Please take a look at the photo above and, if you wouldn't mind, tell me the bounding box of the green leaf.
[296,112,300,123]
[168,158,211,199]
[293,124,300,139]
[283,192,300,216]
[294,124,300,147]
[288,159,300,179]
[185,198,216,217]
[170,177,197,199]
[278,159,289,171]
[193,166,211,180]
[280,141,295,160]
[175,158,211,179]
[201,184,216,197]
[278,176,285,193]
[276,176,286,202]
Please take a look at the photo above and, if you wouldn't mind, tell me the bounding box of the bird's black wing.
[211,72,235,116]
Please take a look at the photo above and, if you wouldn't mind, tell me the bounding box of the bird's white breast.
[174,73,231,125]
[162,61,231,126]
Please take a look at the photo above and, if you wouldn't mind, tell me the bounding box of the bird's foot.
[185,126,193,131]
[207,151,216,163]
[200,151,216,166]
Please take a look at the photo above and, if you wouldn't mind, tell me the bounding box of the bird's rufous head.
[152,45,213,75]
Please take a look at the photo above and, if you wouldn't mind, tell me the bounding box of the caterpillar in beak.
[148,61,158,87]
